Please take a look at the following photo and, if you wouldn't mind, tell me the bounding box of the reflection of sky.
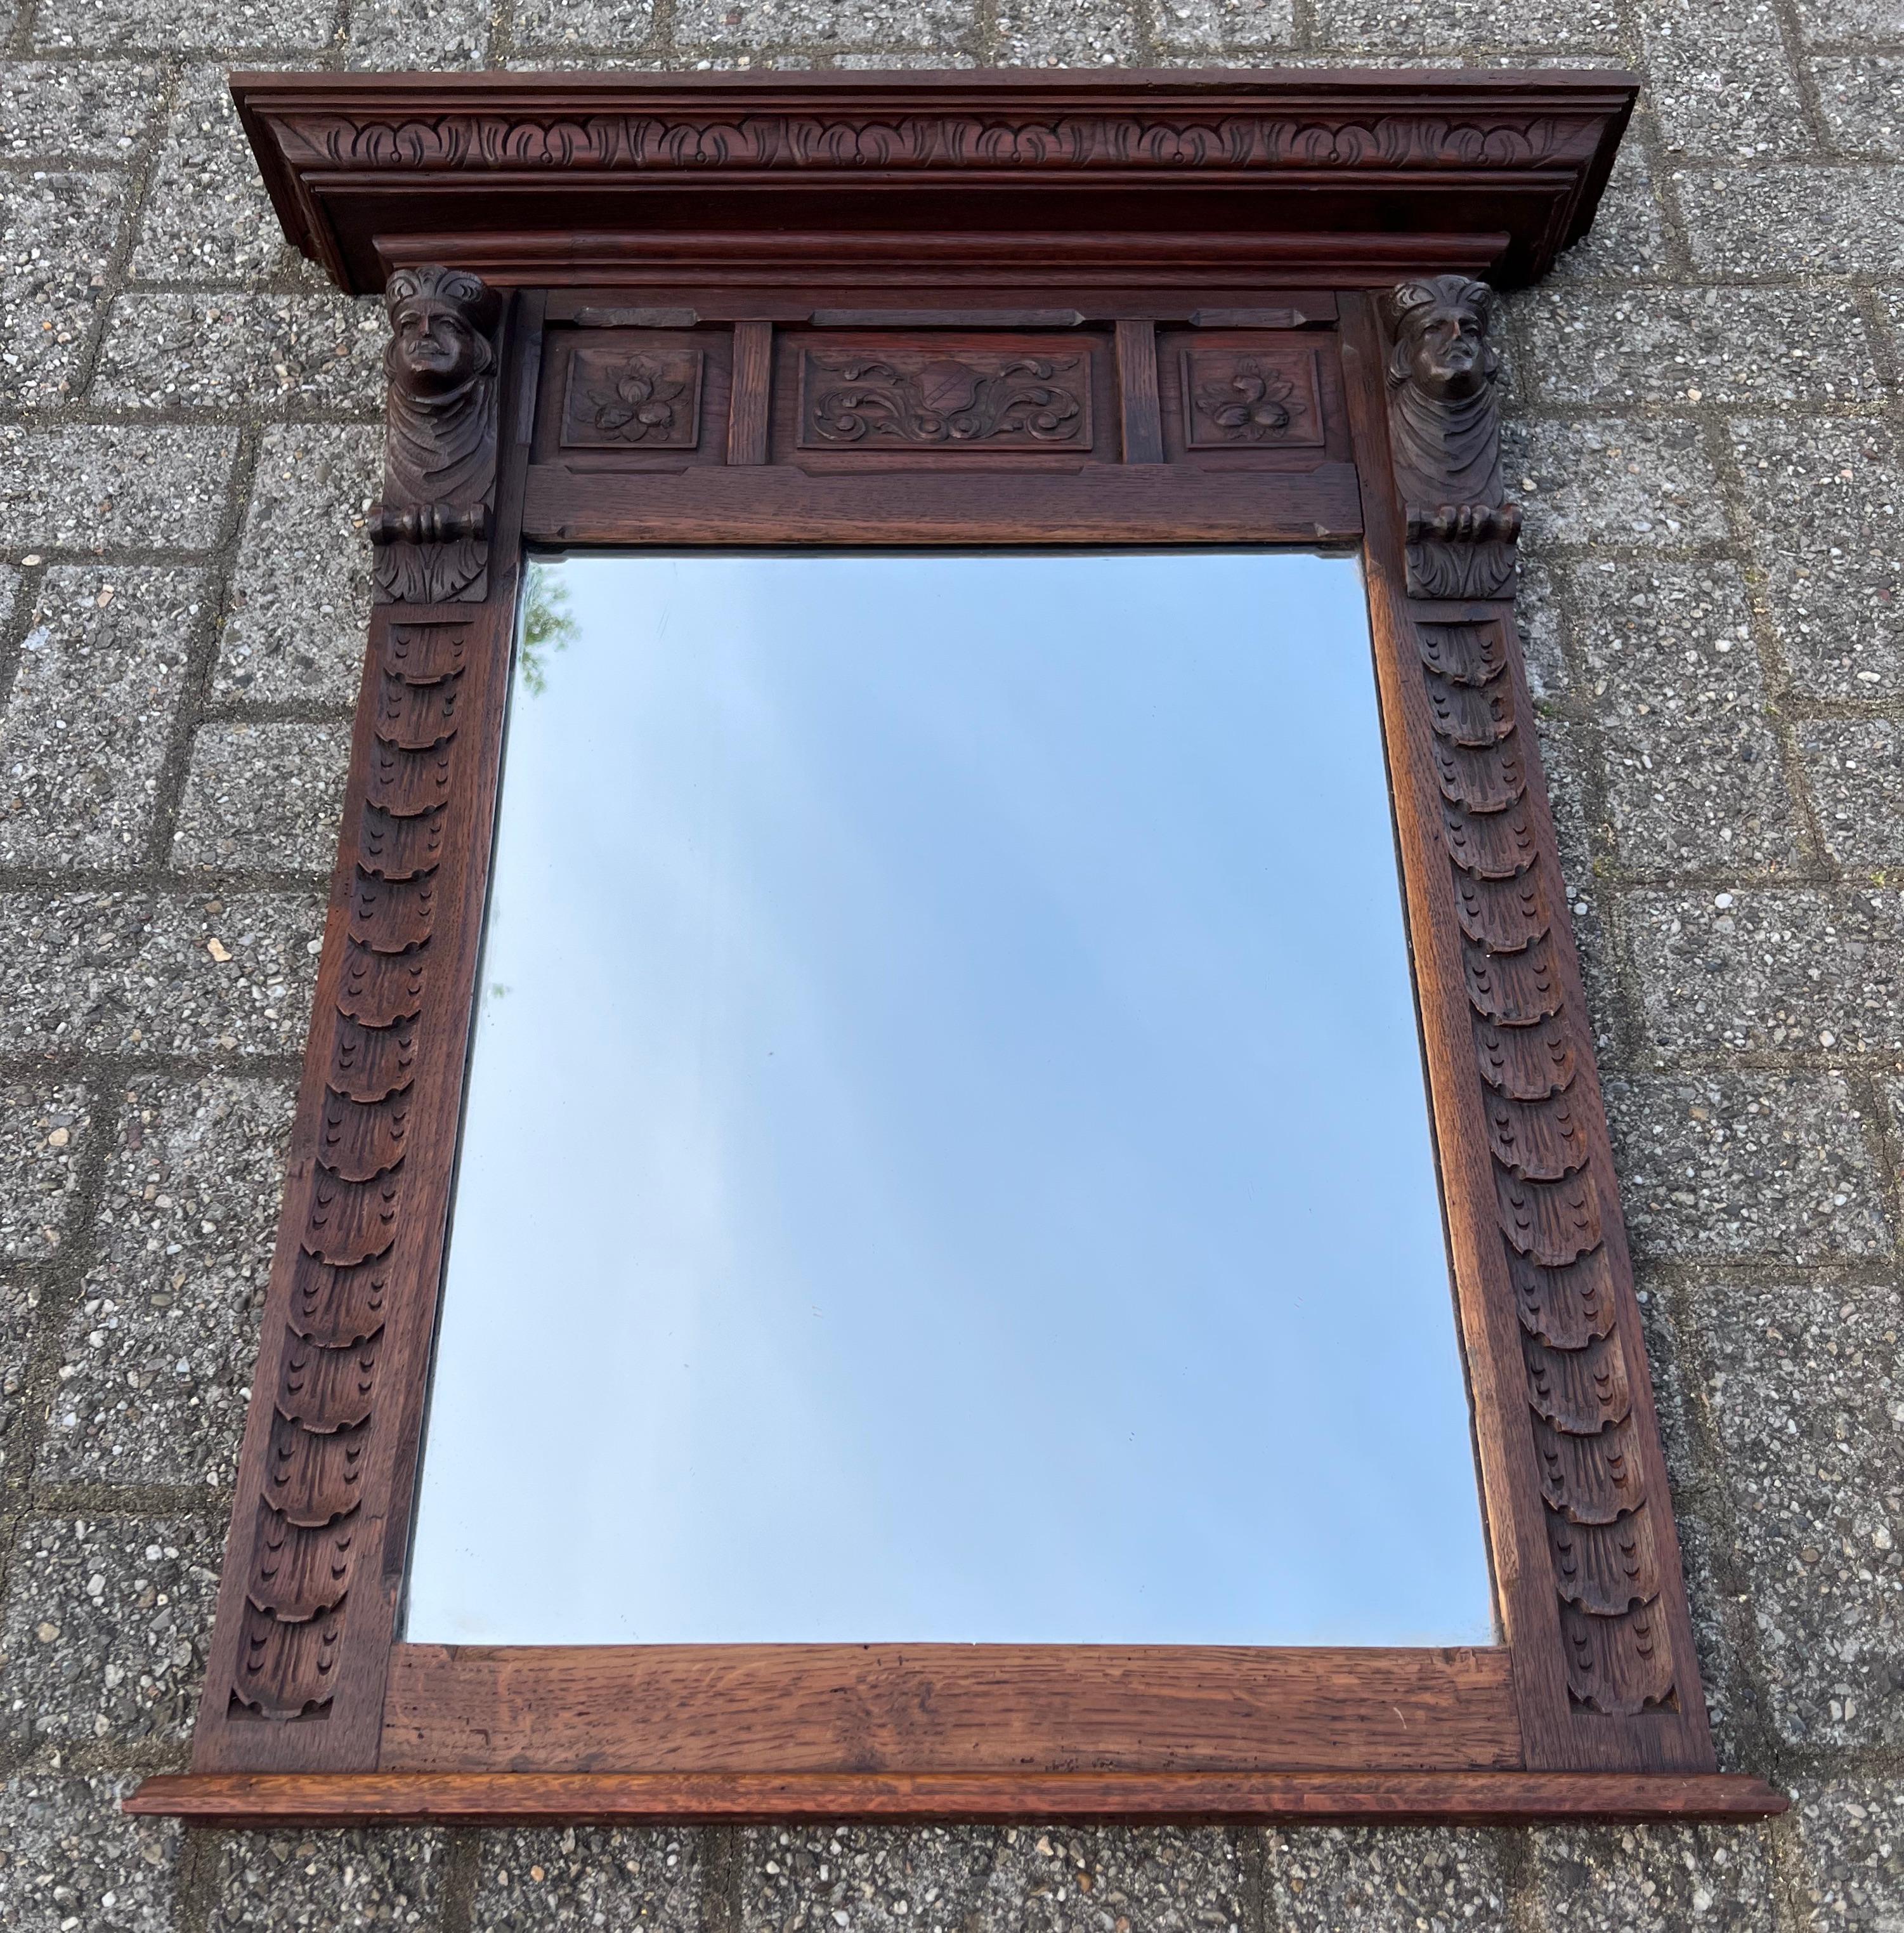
[405,549,1493,1647]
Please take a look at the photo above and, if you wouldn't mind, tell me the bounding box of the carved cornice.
[230,70,1638,293]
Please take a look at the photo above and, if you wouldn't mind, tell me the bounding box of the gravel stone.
[0,1772,179,1932]
[209,1828,448,1932]
[0,566,204,867]
[511,0,656,44]
[1694,1277,1904,1750]
[0,423,236,553]
[35,0,332,49]
[1563,558,1797,873]
[346,0,491,65]
[0,889,156,1054]
[673,0,969,50]
[94,292,384,412]
[1628,889,1904,1056]
[0,60,162,159]
[0,1512,219,1750]
[0,173,125,405]
[216,424,379,704]
[1531,1823,1777,1930]
[996,0,1139,62]
[173,721,351,873]
[41,1076,293,1486]
[1518,287,1882,409]
[1268,1826,1506,1930]
[131,65,295,285]
[478,1826,701,1930]
[1310,0,1619,47]
[1792,0,1904,34]
[1679,164,1904,276]
[1728,416,1903,701]
[0,1080,90,1259]
[1797,718,1904,872]
[1606,1073,1890,1262]
[1156,0,1294,50]
[1639,0,1808,160]
[1507,419,1728,549]
[1790,1778,1904,1928]
[1815,57,1904,158]
[1549,137,1670,280]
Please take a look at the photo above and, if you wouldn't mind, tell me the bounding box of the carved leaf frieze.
[800,350,1090,449]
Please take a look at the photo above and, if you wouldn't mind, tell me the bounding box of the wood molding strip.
[128,1769,1787,1827]
[728,318,773,464]
[1114,318,1164,464]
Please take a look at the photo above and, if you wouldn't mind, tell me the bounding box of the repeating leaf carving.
[229,606,471,1726]
[801,351,1090,449]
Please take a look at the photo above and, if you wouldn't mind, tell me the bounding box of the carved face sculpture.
[1390,276,1496,402]
[385,267,498,400]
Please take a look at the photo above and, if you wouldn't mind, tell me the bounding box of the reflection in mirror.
[405,550,1492,1646]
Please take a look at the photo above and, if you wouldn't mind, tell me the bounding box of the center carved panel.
[798,346,1093,450]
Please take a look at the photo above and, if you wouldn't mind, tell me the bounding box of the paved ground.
[0,1,1901,1927]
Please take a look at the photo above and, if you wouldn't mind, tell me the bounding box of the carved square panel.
[798,346,1093,452]
[1180,345,1324,451]
[561,344,704,450]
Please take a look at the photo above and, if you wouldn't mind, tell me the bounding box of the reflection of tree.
[518,563,577,697]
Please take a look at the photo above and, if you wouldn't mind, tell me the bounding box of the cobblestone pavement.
[1,0,1901,1924]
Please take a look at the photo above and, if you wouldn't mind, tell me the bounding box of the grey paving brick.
[1268,1827,1507,1932]
[1564,558,1798,874]
[0,1512,218,1752]
[673,0,968,49]
[1156,0,1294,50]
[996,0,1140,63]
[1628,888,1904,1055]
[0,1276,41,1480]
[1789,1778,1904,1929]
[476,1827,701,1931]
[36,0,332,49]
[1729,417,1904,702]
[131,65,294,285]
[1641,1,1809,160]
[1508,419,1728,550]
[1551,137,1671,281]
[1679,164,1904,277]
[0,61,162,159]
[209,1828,448,1932]
[1797,718,1904,872]
[1695,1276,1904,1750]
[1606,1073,1891,1262]
[0,1081,90,1260]
[0,889,153,1054]
[1518,287,1882,409]
[0,173,125,406]
[346,0,491,65]
[0,567,205,867]
[1816,57,1904,158]
[1310,0,1618,47]
[510,0,655,45]
[1793,0,1904,36]
[216,424,379,704]
[0,423,236,553]
[93,292,384,412]
[41,1075,292,1487]
[172,721,351,874]
[1530,1823,1777,1930]
[0,1772,179,1932]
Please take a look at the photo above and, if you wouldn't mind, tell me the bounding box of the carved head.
[1387,275,1497,403]
[384,266,500,400]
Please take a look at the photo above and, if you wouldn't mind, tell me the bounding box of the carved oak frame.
[129,69,1783,1828]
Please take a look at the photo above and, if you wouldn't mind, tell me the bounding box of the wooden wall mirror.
[126,68,1784,1829]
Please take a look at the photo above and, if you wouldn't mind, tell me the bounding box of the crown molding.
[230,68,1639,294]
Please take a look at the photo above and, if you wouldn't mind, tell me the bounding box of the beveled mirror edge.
[126,66,1785,1825]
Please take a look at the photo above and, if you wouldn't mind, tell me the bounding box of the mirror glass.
[406,549,1492,1646]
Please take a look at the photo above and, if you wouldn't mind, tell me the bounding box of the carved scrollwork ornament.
[372,265,503,603]
[1385,275,1522,601]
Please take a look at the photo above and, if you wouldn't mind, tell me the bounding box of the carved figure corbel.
[1385,275,1522,601]
[370,265,502,603]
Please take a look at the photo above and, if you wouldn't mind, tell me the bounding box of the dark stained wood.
[153,67,1764,1827]
[127,1769,1787,1827]
[380,1645,1520,1774]
[227,70,1638,296]
[1114,318,1163,464]
[727,318,772,464]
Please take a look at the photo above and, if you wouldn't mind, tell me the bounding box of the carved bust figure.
[372,265,502,601]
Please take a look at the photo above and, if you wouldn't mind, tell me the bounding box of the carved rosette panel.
[1386,277,1674,1717]
[1181,348,1324,449]
[563,344,703,449]
[230,616,467,1723]
[799,350,1091,449]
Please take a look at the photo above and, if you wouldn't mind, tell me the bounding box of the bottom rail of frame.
[126,1769,1785,1826]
